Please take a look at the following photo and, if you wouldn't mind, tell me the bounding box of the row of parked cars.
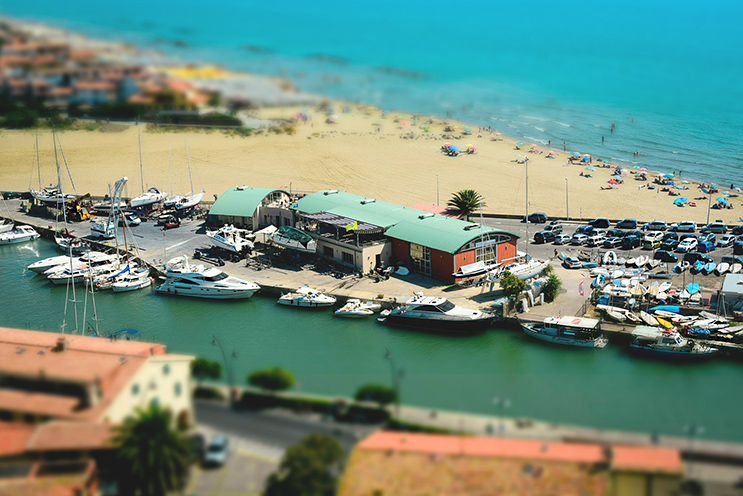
[534,217,743,254]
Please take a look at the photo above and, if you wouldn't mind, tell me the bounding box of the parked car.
[571,233,588,245]
[157,214,181,229]
[735,242,743,255]
[191,433,206,463]
[701,221,727,234]
[659,239,680,251]
[603,237,622,248]
[654,250,679,263]
[617,218,637,229]
[662,232,678,241]
[676,238,698,253]
[523,212,548,224]
[643,238,661,250]
[718,234,736,248]
[589,218,610,229]
[622,235,642,249]
[204,435,230,467]
[627,230,645,239]
[698,241,716,253]
[533,231,556,244]
[683,251,711,264]
[586,233,606,247]
[119,212,142,226]
[670,221,696,232]
[574,225,593,234]
[554,234,571,245]
[2,191,21,200]
[699,233,716,244]
[679,233,698,242]
[606,229,626,239]
[644,231,664,242]
[731,225,743,236]
[542,222,563,234]
[563,256,583,269]
[643,220,668,231]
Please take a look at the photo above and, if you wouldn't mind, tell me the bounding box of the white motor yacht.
[206,224,255,254]
[520,316,608,348]
[630,326,718,359]
[156,255,260,299]
[43,252,119,276]
[0,225,40,245]
[378,292,493,333]
[0,219,13,234]
[278,286,336,307]
[334,299,381,318]
[270,226,317,253]
[112,267,153,292]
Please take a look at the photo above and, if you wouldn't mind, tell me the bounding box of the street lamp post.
[707,193,713,225]
[436,173,440,207]
[493,397,512,436]
[683,423,704,478]
[212,335,237,404]
[565,178,569,220]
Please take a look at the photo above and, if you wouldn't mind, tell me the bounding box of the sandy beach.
[0,106,739,226]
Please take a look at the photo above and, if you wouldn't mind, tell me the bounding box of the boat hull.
[156,283,257,299]
[112,278,152,292]
[521,324,607,348]
[0,233,39,245]
[629,343,718,360]
[381,313,493,334]
[278,299,334,308]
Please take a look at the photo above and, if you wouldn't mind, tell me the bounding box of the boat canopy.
[276,226,313,244]
[545,316,600,329]
[632,326,665,340]
[300,212,383,233]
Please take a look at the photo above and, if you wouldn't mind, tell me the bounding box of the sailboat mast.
[525,157,529,256]
[54,128,78,334]
[138,127,144,193]
[35,131,41,189]
[185,138,193,194]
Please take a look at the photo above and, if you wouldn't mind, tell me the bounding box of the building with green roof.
[208,186,292,229]
[291,190,519,282]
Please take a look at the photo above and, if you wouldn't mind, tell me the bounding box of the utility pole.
[384,348,404,419]
[212,335,238,405]
[565,178,569,220]
[436,173,439,206]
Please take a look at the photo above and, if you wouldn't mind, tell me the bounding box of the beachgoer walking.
[602,136,605,144]
[563,142,567,151]
[611,123,616,133]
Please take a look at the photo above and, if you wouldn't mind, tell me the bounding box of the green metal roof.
[292,190,518,253]
[209,186,289,218]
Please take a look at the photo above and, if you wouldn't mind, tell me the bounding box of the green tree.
[249,367,295,393]
[2,108,38,129]
[447,189,485,220]
[354,383,398,408]
[191,357,222,386]
[500,270,526,297]
[543,274,562,303]
[264,433,344,496]
[112,403,191,496]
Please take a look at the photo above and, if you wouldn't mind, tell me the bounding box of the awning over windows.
[300,212,384,234]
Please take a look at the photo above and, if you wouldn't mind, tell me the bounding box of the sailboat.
[506,157,548,281]
[130,128,167,208]
[110,211,152,292]
[91,177,128,238]
[164,139,204,210]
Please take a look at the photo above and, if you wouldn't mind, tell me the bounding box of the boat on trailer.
[270,226,317,253]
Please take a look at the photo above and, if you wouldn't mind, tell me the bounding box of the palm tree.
[447,189,485,220]
[112,403,191,496]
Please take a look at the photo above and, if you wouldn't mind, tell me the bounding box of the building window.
[409,243,431,275]
[324,246,334,257]
[163,364,170,376]
[342,252,354,265]
[283,217,291,226]
[175,382,182,397]
[151,398,160,408]
[0,410,12,421]
[132,384,140,395]
[23,413,35,424]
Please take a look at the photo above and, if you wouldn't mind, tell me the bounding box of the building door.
[375,253,382,269]
[409,243,431,275]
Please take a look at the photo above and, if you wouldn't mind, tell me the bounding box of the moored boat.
[334,298,381,318]
[630,326,718,359]
[520,316,608,348]
[112,267,153,292]
[0,225,40,245]
[278,286,336,307]
[378,292,492,333]
[156,255,260,299]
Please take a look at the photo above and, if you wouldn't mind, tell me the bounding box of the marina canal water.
[2,239,742,443]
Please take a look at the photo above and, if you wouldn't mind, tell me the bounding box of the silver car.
[204,435,230,467]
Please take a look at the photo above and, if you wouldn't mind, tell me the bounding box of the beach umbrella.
[585,167,596,171]
[634,165,640,169]
[674,185,686,189]
[571,151,580,155]
[450,146,461,152]
[608,179,618,184]
[613,174,623,179]
[717,197,728,205]
[530,144,538,148]
[639,167,648,171]
[582,157,590,161]
[674,198,689,205]
[663,173,674,178]
[517,142,524,146]
[603,160,609,163]
[548,150,556,155]
[466,144,473,147]
[681,180,689,184]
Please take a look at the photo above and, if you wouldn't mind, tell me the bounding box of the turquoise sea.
[3,240,743,443]
[1,0,742,184]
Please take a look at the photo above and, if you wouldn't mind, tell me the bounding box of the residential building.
[207,186,293,230]
[339,431,683,496]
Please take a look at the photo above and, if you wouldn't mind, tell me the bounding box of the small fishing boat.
[647,259,661,269]
[603,251,617,265]
[206,224,255,254]
[702,262,716,275]
[656,317,674,329]
[673,261,690,273]
[520,316,608,348]
[278,286,336,307]
[658,282,671,293]
[715,262,730,276]
[0,219,13,234]
[635,255,649,268]
[55,235,90,255]
[505,257,549,281]
[625,258,636,267]
[731,263,742,274]
[0,225,40,245]
[334,299,381,318]
[640,310,659,326]
[630,326,718,360]
[687,282,700,295]
[270,226,317,253]
[690,261,704,274]
[591,274,605,288]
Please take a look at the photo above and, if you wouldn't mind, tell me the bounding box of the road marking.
[184,465,202,495]
[166,239,192,251]
[237,447,282,463]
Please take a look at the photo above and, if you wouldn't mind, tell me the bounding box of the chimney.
[53,337,68,352]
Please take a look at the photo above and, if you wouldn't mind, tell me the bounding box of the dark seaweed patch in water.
[173,27,195,35]
[306,54,349,65]
[241,44,273,54]
[375,66,427,80]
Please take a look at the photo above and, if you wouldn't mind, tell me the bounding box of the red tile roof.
[75,81,116,91]
[358,432,606,464]
[165,78,192,93]
[28,421,116,452]
[611,445,684,474]
[0,422,35,456]
[127,94,156,105]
